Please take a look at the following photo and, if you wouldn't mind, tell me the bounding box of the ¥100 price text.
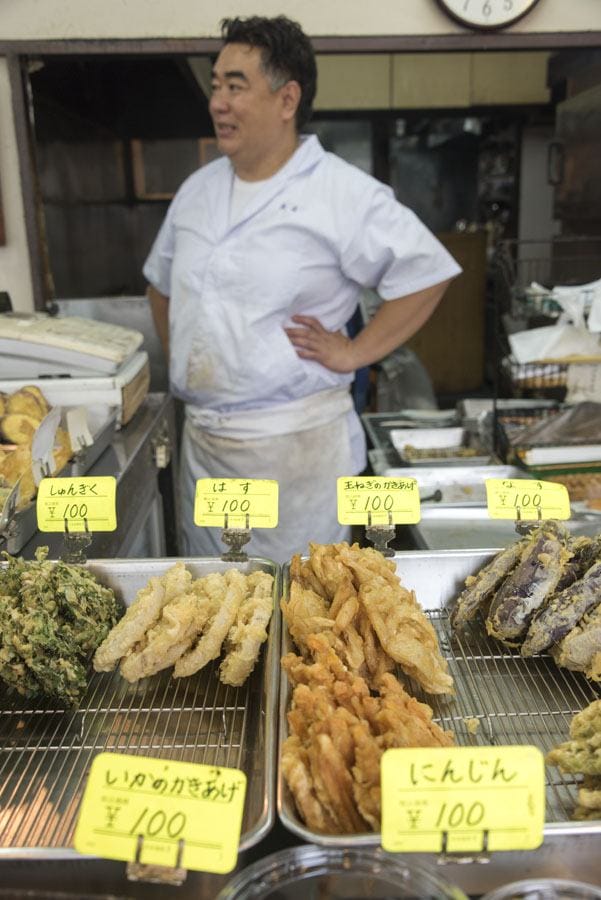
[128,808,186,840]
[511,491,541,510]
[205,498,252,515]
[62,502,89,520]
[435,800,485,829]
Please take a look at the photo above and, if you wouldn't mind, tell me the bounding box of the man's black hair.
[220,15,317,130]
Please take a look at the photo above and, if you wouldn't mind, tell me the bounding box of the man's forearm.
[349,279,450,369]
[284,277,453,373]
[147,284,170,360]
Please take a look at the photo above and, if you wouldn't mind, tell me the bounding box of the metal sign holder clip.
[514,505,542,535]
[437,829,490,866]
[365,511,395,557]
[61,518,93,564]
[126,834,187,886]
[220,513,251,562]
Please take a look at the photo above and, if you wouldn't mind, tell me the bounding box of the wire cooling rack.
[0,558,280,856]
[0,660,266,853]
[423,610,599,823]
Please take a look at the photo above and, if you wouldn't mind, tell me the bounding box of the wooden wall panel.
[407,230,487,394]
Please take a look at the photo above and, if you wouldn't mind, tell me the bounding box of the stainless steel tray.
[412,507,601,552]
[277,550,601,893]
[362,413,494,468]
[0,556,280,859]
[375,465,526,506]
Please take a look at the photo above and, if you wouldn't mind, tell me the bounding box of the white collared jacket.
[143,135,461,413]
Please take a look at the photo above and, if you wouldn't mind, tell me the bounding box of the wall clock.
[437,0,541,30]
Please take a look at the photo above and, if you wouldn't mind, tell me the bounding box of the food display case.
[277,550,601,896]
[1,400,600,898]
[0,393,178,560]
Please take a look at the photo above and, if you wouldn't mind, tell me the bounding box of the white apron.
[179,388,364,563]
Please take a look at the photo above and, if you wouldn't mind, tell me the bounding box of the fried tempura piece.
[174,569,246,678]
[313,575,367,679]
[545,699,601,775]
[450,537,527,630]
[282,634,351,691]
[577,775,601,813]
[350,721,383,830]
[357,607,389,681]
[551,602,601,681]
[308,732,368,833]
[376,673,455,747]
[281,736,339,834]
[308,542,353,601]
[345,544,398,584]
[220,571,274,687]
[93,562,191,672]
[570,699,601,741]
[289,553,328,599]
[487,521,571,644]
[342,556,453,694]
[119,591,213,682]
[280,580,334,654]
[282,632,455,835]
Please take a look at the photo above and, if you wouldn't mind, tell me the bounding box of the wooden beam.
[7,54,46,310]
[0,32,600,56]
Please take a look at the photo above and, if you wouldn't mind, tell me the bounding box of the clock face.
[437,0,541,30]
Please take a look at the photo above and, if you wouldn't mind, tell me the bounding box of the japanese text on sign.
[381,745,545,854]
[485,478,570,521]
[194,478,278,529]
[36,476,117,532]
[74,753,247,875]
[337,475,421,525]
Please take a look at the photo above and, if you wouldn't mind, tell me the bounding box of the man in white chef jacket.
[144,15,461,563]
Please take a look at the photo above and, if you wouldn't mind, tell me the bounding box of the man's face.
[210,43,294,175]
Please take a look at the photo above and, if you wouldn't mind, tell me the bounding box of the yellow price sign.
[485,478,570,521]
[381,745,545,854]
[337,475,420,525]
[36,476,117,532]
[74,753,247,875]
[194,478,278,528]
